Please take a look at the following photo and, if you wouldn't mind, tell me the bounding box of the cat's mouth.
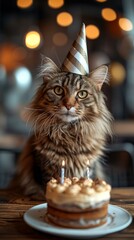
[58,114,79,122]
[57,106,79,122]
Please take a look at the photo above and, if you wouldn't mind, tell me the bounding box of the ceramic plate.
[24,203,132,238]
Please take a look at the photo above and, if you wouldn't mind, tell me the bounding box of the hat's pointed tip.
[61,22,89,75]
[80,23,86,36]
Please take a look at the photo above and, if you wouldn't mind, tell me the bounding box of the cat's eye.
[77,90,88,99]
[54,86,64,96]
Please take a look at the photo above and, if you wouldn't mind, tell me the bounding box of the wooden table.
[0,188,134,240]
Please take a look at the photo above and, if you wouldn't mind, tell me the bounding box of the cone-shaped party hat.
[62,23,89,75]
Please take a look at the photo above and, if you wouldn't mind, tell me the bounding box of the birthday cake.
[45,177,111,229]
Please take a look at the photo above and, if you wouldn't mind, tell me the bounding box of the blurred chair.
[0,147,21,188]
[104,142,134,187]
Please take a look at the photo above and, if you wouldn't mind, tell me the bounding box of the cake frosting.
[46,177,111,209]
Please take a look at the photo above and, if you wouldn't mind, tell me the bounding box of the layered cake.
[45,177,111,229]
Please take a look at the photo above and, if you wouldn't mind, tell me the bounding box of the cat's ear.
[89,65,109,91]
[39,57,60,80]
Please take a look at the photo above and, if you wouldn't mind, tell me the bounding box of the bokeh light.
[101,8,117,21]
[119,18,133,31]
[25,31,41,49]
[86,25,100,40]
[17,0,33,9]
[48,0,64,9]
[53,32,68,46]
[110,62,126,85]
[0,43,27,71]
[96,0,107,2]
[56,12,73,27]
[14,67,32,90]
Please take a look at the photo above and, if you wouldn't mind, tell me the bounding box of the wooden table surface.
[0,188,134,240]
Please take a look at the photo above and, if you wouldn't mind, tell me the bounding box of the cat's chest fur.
[34,121,104,182]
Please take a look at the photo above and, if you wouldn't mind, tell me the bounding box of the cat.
[12,57,112,199]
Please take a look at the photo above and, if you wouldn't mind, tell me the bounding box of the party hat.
[62,23,89,75]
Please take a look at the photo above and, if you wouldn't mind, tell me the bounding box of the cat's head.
[25,57,109,126]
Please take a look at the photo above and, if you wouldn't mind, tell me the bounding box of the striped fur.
[14,57,112,198]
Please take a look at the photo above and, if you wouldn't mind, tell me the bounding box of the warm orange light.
[0,43,27,71]
[86,25,100,40]
[96,0,107,2]
[101,8,117,21]
[110,62,126,85]
[57,12,73,27]
[119,18,133,31]
[53,32,68,46]
[48,0,64,9]
[25,31,41,49]
[17,0,33,9]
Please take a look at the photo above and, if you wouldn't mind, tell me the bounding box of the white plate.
[24,203,132,238]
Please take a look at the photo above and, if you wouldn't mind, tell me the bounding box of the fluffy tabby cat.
[13,57,112,198]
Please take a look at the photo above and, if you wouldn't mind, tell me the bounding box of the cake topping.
[46,177,111,208]
[80,186,95,195]
[47,177,111,194]
[95,184,107,192]
[65,184,81,195]
[47,177,111,193]
[55,184,66,193]
[50,178,58,184]
[72,177,79,184]
[82,178,93,187]
[47,178,57,188]
[105,184,111,191]
[64,177,72,186]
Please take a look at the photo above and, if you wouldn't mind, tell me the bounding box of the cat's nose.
[65,104,72,110]
[64,105,76,113]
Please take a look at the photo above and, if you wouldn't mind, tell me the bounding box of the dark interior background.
[0,0,134,188]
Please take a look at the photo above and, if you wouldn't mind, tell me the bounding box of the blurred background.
[0,0,134,188]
